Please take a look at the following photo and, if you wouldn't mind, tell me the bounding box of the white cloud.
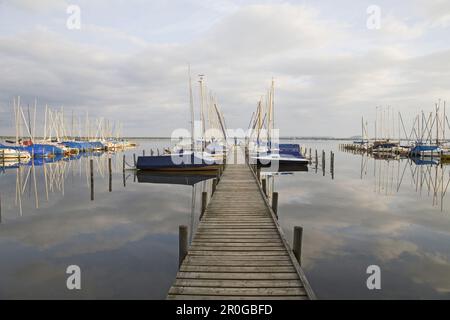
[0,1,449,137]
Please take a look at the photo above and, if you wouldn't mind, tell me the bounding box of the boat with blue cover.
[0,143,64,157]
[254,143,309,167]
[409,144,441,157]
[137,152,221,171]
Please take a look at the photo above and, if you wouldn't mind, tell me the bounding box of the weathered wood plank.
[181,260,293,266]
[184,255,291,262]
[187,251,289,256]
[180,266,296,273]
[193,238,280,243]
[190,242,283,247]
[176,272,300,280]
[173,279,303,288]
[168,286,306,296]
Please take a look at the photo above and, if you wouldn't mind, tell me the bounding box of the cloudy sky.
[0,0,449,137]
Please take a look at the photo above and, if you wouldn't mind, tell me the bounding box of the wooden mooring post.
[178,225,188,268]
[293,226,303,265]
[272,192,278,218]
[322,150,325,176]
[331,151,335,179]
[108,157,112,192]
[143,149,145,156]
[133,153,136,167]
[212,178,217,195]
[90,159,94,201]
[262,178,267,196]
[200,191,207,220]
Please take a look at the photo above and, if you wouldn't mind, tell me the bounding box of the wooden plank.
[176,272,301,280]
[180,266,296,273]
[173,279,303,288]
[187,251,289,256]
[184,256,291,262]
[181,260,293,267]
[188,246,286,251]
[193,238,281,243]
[190,242,283,247]
[168,286,306,296]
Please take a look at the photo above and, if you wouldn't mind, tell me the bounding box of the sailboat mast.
[188,65,195,151]
[199,75,205,152]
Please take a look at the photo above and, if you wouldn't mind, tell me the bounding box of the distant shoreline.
[0,136,355,141]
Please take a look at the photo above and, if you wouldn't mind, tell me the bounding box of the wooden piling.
[108,157,112,192]
[262,178,267,196]
[293,226,303,265]
[322,150,325,176]
[272,192,278,218]
[200,191,208,220]
[133,153,136,167]
[90,159,94,201]
[212,178,217,195]
[143,149,145,156]
[122,154,126,172]
[178,225,188,268]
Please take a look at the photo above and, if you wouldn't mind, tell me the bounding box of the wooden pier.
[167,147,315,300]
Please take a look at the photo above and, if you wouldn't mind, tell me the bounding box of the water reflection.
[357,153,450,211]
[2,139,450,299]
[272,140,450,299]
[0,140,210,299]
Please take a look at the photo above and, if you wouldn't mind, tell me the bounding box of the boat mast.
[375,106,377,142]
[436,102,439,145]
[33,99,37,143]
[188,65,195,152]
[198,75,205,152]
[268,79,274,151]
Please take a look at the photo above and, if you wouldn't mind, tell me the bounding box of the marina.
[1,0,450,304]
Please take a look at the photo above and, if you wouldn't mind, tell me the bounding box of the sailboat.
[137,67,223,171]
[0,147,31,161]
[249,80,309,167]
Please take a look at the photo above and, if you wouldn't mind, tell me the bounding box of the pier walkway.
[167,146,315,300]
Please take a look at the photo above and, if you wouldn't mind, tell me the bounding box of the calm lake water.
[1,139,449,299]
